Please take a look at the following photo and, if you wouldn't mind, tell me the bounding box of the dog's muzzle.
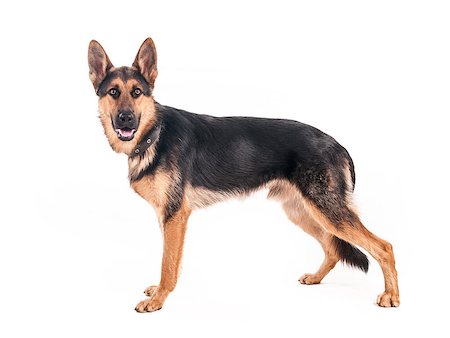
[114,111,138,141]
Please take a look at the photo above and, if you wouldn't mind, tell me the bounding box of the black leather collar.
[130,123,162,158]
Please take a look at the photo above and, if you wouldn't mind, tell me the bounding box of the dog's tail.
[332,236,369,272]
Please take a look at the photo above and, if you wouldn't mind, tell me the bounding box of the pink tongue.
[118,129,134,137]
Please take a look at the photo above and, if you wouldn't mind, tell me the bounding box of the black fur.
[135,103,361,229]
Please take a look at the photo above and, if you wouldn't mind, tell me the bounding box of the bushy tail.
[332,236,369,273]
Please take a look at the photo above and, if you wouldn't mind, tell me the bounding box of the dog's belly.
[184,179,304,210]
[184,184,249,209]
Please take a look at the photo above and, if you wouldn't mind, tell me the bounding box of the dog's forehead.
[97,67,150,96]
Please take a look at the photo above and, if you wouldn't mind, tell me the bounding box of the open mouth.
[115,128,136,141]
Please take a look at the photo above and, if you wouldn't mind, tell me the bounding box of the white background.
[1,1,449,337]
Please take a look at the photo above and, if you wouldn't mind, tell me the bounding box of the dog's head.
[88,38,158,154]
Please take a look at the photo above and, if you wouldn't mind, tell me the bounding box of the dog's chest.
[128,146,157,181]
[130,168,172,210]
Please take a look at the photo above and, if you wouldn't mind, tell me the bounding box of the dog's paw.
[376,291,400,307]
[135,298,163,313]
[298,273,322,285]
[143,285,158,297]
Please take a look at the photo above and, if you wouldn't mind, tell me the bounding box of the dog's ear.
[88,40,113,92]
[133,38,158,89]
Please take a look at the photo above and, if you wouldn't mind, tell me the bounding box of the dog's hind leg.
[282,198,339,285]
[300,194,399,307]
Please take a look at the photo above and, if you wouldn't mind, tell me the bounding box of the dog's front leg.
[135,203,191,313]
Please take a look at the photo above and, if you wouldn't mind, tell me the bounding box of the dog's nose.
[118,111,135,123]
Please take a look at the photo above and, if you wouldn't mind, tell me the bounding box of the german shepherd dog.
[88,38,399,312]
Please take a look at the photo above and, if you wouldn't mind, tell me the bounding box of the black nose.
[118,111,135,123]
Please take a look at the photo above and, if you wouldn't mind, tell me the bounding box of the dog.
[88,38,400,312]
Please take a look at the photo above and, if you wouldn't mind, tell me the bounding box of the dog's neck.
[130,123,162,158]
[128,122,162,182]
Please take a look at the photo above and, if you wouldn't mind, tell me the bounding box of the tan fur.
[184,184,250,209]
[266,179,339,283]
[265,178,399,305]
[131,163,189,313]
[342,160,359,213]
[135,199,191,313]
[300,197,400,307]
[185,178,326,209]
[342,160,354,192]
[128,144,158,181]
[184,179,303,210]
[133,38,158,89]
[267,179,302,202]
[282,196,339,284]
[130,168,175,226]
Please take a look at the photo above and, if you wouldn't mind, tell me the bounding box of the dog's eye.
[108,88,119,98]
[132,88,142,98]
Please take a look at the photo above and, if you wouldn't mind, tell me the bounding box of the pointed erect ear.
[88,40,113,92]
[133,38,158,89]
